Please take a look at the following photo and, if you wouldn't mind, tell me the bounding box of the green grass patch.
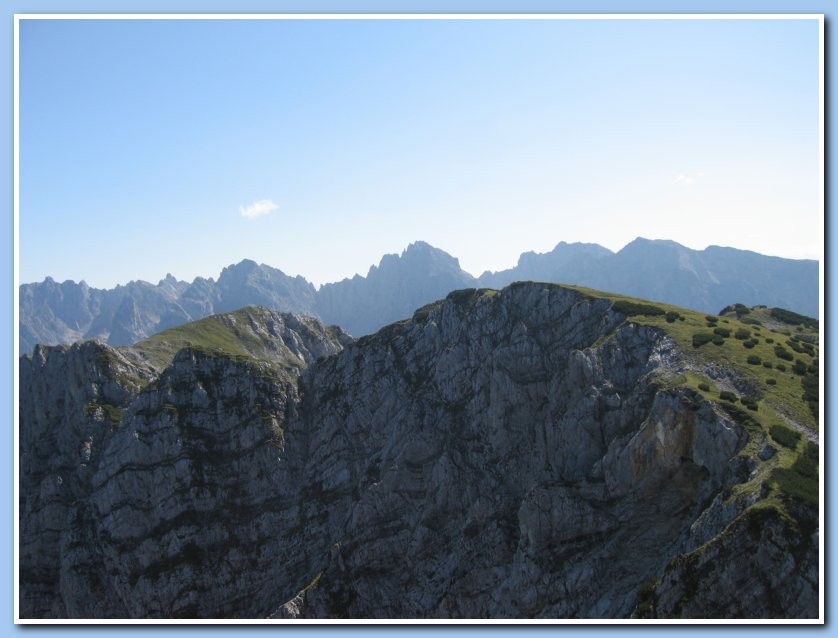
[132,306,308,377]
[559,284,819,434]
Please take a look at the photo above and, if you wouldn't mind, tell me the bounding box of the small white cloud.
[674,172,705,185]
[239,199,278,219]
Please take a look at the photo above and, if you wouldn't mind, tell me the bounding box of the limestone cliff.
[18,285,819,619]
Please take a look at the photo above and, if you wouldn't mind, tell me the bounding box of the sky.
[18,16,822,288]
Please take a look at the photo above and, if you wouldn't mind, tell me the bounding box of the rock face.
[19,238,819,354]
[19,310,346,618]
[18,284,819,619]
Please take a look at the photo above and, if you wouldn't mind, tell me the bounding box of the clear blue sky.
[19,16,821,288]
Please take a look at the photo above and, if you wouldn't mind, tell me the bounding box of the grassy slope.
[128,306,309,375]
[561,284,819,507]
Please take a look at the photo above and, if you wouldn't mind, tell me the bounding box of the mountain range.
[19,285,819,618]
[19,237,819,354]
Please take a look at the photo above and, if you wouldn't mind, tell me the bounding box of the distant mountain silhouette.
[478,238,818,319]
[19,264,316,354]
[315,241,476,336]
[18,238,818,353]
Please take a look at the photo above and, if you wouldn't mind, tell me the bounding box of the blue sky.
[19,17,821,288]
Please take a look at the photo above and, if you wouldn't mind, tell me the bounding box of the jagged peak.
[220,258,259,274]
[620,237,684,251]
[402,240,435,254]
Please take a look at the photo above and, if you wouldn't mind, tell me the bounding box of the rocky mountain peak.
[19,283,819,619]
[218,258,261,282]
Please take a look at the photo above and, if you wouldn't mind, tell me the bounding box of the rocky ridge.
[19,284,819,619]
[19,238,819,353]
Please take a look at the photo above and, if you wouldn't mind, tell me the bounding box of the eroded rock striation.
[19,285,819,619]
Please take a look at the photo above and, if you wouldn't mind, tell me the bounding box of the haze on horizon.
[19,17,822,289]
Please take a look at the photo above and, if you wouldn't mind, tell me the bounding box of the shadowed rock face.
[19,312,346,619]
[18,284,818,619]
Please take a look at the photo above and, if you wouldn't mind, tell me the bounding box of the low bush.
[776,363,787,372]
[740,396,758,411]
[787,339,813,355]
[774,346,794,361]
[770,307,818,329]
[765,337,774,344]
[773,466,818,504]
[762,361,773,369]
[713,327,731,337]
[742,317,763,326]
[719,390,738,403]
[698,382,710,392]
[734,328,751,340]
[792,361,808,376]
[791,457,817,481]
[705,315,719,323]
[692,333,714,348]
[665,311,681,323]
[766,378,777,385]
[801,369,818,418]
[747,355,761,365]
[712,335,725,346]
[770,424,801,449]
[720,303,750,316]
[773,441,819,505]
[612,300,665,317]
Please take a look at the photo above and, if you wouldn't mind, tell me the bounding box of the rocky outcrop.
[19,312,346,618]
[639,501,818,618]
[19,284,819,619]
[276,285,757,618]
